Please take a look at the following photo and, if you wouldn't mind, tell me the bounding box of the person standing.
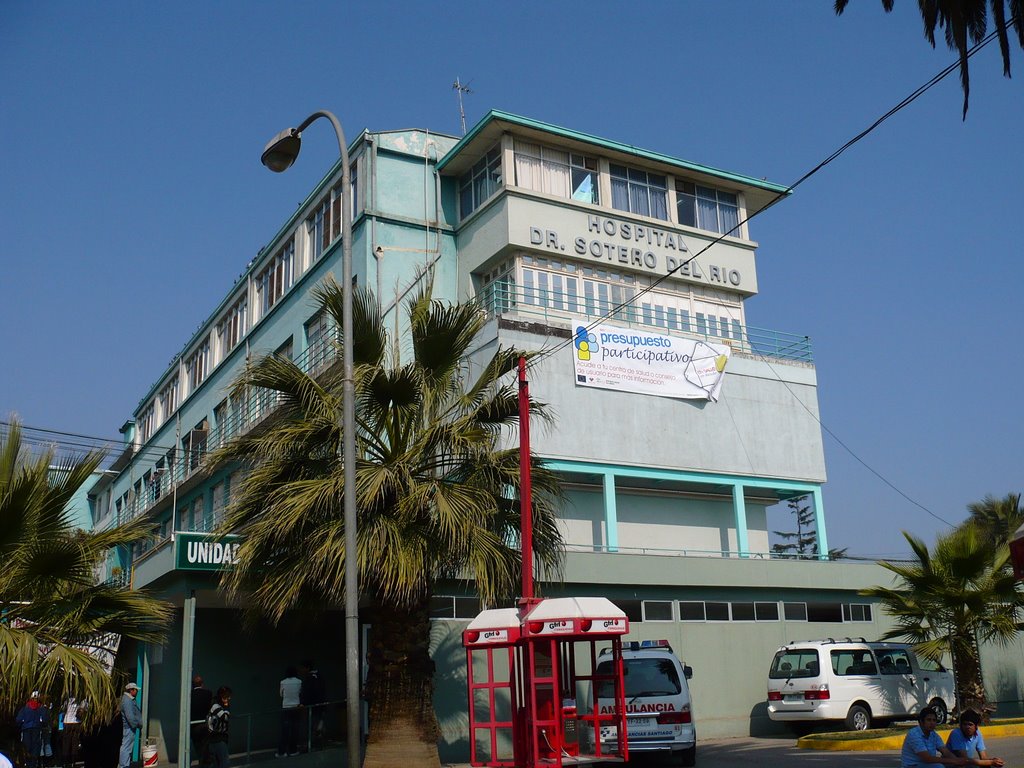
[276,667,302,757]
[118,683,142,768]
[16,691,46,768]
[189,676,213,767]
[946,710,1005,767]
[62,698,85,768]
[205,688,232,768]
[38,695,54,767]
[300,661,327,748]
[901,706,969,768]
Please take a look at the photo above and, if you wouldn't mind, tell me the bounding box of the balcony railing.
[121,339,339,524]
[477,280,813,364]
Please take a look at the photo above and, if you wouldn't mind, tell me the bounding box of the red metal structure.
[463,597,630,766]
[462,358,630,766]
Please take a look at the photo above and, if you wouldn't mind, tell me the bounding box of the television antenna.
[453,77,473,135]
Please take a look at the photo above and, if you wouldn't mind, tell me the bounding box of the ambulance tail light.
[767,691,783,701]
[657,707,691,725]
[804,686,830,701]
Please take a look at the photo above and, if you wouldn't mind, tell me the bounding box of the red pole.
[518,355,534,600]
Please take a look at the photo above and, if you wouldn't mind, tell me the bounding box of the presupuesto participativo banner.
[570,319,731,402]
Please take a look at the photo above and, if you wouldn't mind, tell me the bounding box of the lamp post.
[262,110,360,767]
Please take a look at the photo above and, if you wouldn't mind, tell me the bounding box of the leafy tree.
[210,277,565,767]
[862,525,1024,715]
[964,492,1023,548]
[835,0,1024,118]
[0,419,173,729]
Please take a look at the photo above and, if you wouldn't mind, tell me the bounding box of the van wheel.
[929,699,948,725]
[678,745,696,766]
[845,704,871,731]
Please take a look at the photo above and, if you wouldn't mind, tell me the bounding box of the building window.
[308,182,347,263]
[705,602,730,621]
[755,602,780,621]
[349,161,359,220]
[730,602,755,621]
[158,376,179,422]
[678,601,706,621]
[137,404,155,444]
[216,295,248,361]
[185,340,210,395]
[610,164,668,220]
[305,311,334,372]
[676,181,740,236]
[429,596,482,620]
[256,237,295,319]
[513,141,599,204]
[641,600,674,622]
[459,144,502,219]
[806,602,844,623]
[842,603,873,622]
[610,599,643,623]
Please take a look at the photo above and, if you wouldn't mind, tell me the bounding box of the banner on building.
[571,319,730,402]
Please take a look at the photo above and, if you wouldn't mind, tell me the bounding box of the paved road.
[693,734,1024,767]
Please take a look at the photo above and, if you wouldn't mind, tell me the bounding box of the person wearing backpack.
[16,691,46,768]
[206,687,232,768]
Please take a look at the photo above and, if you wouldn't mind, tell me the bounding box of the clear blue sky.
[2,1,1021,558]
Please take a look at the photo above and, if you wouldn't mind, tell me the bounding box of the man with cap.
[16,691,46,768]
[119,684,142,768]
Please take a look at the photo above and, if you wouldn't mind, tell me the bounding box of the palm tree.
[0,419,174,730]
[835,0,1024,118]
[210,277,565,767]
[964,492,1023,549]
[862,525,1024,715]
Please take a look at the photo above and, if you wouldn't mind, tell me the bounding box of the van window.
[875,648,913,675]
[769,649,820,679]
[595,657,682,698]
[830,650,879,676]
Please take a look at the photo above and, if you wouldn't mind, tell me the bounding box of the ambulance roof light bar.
[600,639,674,655]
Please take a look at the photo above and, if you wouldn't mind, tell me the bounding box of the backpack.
[206,704,228,735]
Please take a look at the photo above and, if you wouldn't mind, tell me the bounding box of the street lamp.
[262,110,360,767]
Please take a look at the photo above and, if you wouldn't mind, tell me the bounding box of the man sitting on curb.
[946,710,1005,767]
[901,707,968,768]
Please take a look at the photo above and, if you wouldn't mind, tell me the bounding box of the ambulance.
[594,640,696,766]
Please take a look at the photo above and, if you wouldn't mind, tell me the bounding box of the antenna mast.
[453,77,473,135]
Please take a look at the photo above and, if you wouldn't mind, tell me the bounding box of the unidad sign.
[175,532,242,572]
[571,318,730,402]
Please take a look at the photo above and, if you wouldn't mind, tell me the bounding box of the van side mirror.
[683,665,693,680]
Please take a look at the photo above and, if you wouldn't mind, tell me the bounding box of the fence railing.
[122,340,340,525]
[477,280,814,364]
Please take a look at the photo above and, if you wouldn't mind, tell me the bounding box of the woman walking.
[205,688,232,768]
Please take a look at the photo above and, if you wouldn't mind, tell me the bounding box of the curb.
[797,722,1024,751]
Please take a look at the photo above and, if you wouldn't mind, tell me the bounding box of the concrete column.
[603,472,618,553]
[812,487,829,560]
[136,647,148,761]
[178,593,196,767]
[732,484,749,558]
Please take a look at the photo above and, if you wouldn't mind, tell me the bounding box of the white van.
[766,638,955,732]
[595,640,696,766]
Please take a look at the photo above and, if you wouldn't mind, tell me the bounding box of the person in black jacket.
[189,676,213,767]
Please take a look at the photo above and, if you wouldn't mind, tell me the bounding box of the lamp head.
[261,128,302,173]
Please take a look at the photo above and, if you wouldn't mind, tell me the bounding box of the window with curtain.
[610,164,668,220]
[513,140,599,204]
[676,181,740,236]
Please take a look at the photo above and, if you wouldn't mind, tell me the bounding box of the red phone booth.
[464,596,630,766]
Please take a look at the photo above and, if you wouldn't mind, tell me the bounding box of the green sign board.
[175,532,242,572]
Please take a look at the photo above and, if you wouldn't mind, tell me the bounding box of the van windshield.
[769,649,820,679]
[595,657,682,699]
